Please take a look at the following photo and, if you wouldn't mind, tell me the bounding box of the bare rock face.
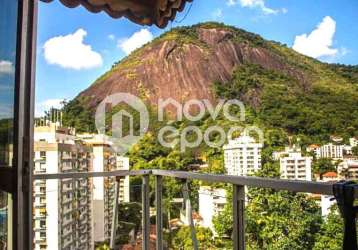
[78,26,306,110]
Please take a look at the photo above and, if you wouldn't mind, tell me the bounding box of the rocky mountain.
[78,23,311,108]
[64,22,358,138]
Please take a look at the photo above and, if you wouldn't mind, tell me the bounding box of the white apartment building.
[273,146,300,161]
[198,187,227,233]
[338,159,358,179]
[349,137,358,148]
[33,123,93,250]
[316,143,344,160]
[116,156,130,203]
[79,134,130,244]
[279,148,312,181]
[223,135,262,176]
[321,195,336,217]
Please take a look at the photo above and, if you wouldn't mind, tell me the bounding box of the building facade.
[198,187,227,233]
[316,143,344,160]
[79,134,130,244]
[349,137,358,148]
[338,159,358,179]
[279,148,312,181]
[33,123,93,250]
[116,156,130,203]
[223,135,262,176]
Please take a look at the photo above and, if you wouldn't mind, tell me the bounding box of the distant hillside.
[63,22,358,140]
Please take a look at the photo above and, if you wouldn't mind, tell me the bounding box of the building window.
[40,220,46,228]
[40,151,46,159]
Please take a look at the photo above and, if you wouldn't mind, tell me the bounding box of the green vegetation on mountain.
[213,63,358,141]
[62,97,95,133]
[327,64,358,83]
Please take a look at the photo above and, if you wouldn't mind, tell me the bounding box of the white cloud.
[36,99,64,117]
[227,0,285,15]
[340,47,350,56]
[227,0,237,6]
[292,16,338,59]
[108,34,115,41]
[43,29,103,70]
[118,29,154,55]
[281,8,288,14]
[0,60,14,75]
[212,8,223,19]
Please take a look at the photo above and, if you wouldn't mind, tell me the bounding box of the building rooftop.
[322,172,338,178]
[224,135,263,149]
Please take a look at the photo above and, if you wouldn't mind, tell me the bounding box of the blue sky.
[0,1,18,119]
[34,0,358,116]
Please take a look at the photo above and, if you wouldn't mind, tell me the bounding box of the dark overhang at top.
[40,0,193,28]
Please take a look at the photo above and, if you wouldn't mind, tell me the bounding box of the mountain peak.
[73,23,356,125]
[82,23,308,108]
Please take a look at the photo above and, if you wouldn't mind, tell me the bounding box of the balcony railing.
[33,170,358,250]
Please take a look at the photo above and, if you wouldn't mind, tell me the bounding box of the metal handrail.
[32,169,358,250]
[152,170,355,196]
[33,170,151,180]
[33,169,358,197]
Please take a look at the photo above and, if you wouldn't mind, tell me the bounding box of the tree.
[313,205,343,250]
[62,98,96,132]
[352,146,358,157]
[213,163,323,250]
[248,163,323,249]
[265,129,288,148]
[312,158,335,180]
[115,202,142,245]
[172,226,214,249]
[95,243,110,250]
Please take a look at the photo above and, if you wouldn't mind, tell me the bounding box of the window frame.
[0,0,38,249]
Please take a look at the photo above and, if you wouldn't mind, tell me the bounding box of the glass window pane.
[0,191,12,249]
[0,0,19,167]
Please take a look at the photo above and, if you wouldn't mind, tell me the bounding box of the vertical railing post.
[142,175,150,250]
[233,185,245,250]
[110,178,120,249]
[333,181,358,250]
[155,175,163,250]
[182,180,199,250]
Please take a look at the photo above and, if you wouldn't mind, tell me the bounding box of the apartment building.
[338,159,358,179]
[350,137,358,148]
[316,143,344,160]
[306,144,320,156]
[223,135,262,176]
[33,123,93,250]
[116,156,130,203]
[198,187,227,233]
[79,134,129,244]
[279,147,312,181]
